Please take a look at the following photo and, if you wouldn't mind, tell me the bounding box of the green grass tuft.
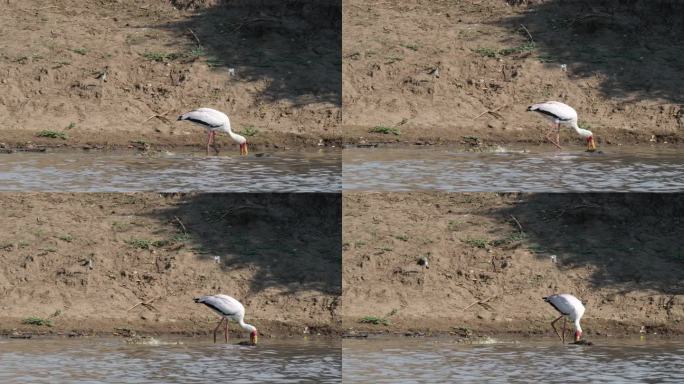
[369,126,400,135]
[238,126,259,137]
[464,238,489,248]
[23,316,53,327]
[359,316,390,326]
[126,239,153,249]
[71,48,88,55]
[36,130,68,140]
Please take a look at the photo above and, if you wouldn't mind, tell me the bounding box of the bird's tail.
[177,114,185,121]
[542,296,550,302]
[193,297,203,303]
[527,105,536,111]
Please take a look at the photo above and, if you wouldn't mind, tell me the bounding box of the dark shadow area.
[500,0,684,103]
[496,193,684,294]
[160,0,340,105]
[148,193,341,295]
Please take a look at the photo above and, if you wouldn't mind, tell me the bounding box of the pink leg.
[561,317,567,344]
[550,315,564,342]
[206,131,213,155]
[212,131,219,155]
[556,122,561,148]
[224,318,229,343]
[213,318,224,343]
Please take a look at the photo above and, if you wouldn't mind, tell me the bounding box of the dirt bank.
[0,0,340,151]
[0,193,341,338]
[343,0,684,148]
[342,193,684,338]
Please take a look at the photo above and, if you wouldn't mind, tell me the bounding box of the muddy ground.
[0,193,341,338]
[342,193,684,338]
[0,0,340,151]
[343,0,684,148]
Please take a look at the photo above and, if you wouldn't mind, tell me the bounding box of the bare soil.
[0,0,340,151]
[342,193,684,338]
[0,193,341,338]
[343,0,684,148]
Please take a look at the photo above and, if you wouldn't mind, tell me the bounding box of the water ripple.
[0,150,341,192]
[343,146,684,192]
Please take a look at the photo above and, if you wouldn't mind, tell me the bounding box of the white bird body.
[527,101,596,151]
[544,293,585,343]
[178,108,248,155]
[194,294,257,344]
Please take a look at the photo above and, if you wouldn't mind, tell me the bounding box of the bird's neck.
[574,319,582,333]
[221,121,245,144]
[570,120,591,138]
[238,319,255,333]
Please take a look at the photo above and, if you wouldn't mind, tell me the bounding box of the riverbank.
[342,193,684,337]
[0,0,340,150]
[0,193,342,338]
[343,0,684,147]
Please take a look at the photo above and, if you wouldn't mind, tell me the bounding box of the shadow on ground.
[496,193,684,294]
[500,0,684,103]
[147,193,341,295]
[158,0,340,106]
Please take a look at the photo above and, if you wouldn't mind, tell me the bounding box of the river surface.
[0,150,341,192]
[343,337,684,383]
[0,337,340,383]
[343,146,684,192]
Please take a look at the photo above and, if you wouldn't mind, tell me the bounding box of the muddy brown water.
[343,146,684,192]
[0,150,341,192]
[343,337,684,383]
[0,337,340,383]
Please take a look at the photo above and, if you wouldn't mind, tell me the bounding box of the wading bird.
[543,293,585,343]
[527,101,596,152]
[194,294,258,345]
[178,108,248,156]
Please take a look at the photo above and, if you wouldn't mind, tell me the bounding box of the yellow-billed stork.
[543,293,585,343]
[178,108,248,156]
[527,101,596,152]
[194,294,258,345]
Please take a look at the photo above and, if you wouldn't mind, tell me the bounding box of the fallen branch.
[127,296,160,312]
[520,24,534,43]
[473,105,504,120]
[463,295,497,310]
[174,216,187,234]
[144,109,173,123]
[509,214,524,234]
[187,28,201,47]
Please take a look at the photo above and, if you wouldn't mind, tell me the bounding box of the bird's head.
[586,136,596,152]
[234,135,248,156]
[574,330,582,342]
[250,329,258,345]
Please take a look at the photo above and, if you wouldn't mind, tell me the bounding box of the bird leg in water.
[550,315,565,343]
[561,317,567,344]
[211,131,220,155]
[206,131,213,156]
[544,123,563,149]
[213,317,225,343]
[224,318,229,343]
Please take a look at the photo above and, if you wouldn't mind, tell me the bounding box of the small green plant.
[190,47,206,58]
[66,122,76,130]
[238,126,259,137]
[473,42,536,58]
[369,126,400,135]
[401,43,420,51]
[111,221,130,232]
[171,233,191,243]
[394,234,409,242]
[464,238,489,248]
[126,239,153,249]
[71,48,88,55]
[18,241,30,248]
[143,52,181,63]
[56,234,73,243]
[473,47,498,58]
[23,316,53,327]
[447,220,461,231]
[36,130,68,140]
[359,316,390,326]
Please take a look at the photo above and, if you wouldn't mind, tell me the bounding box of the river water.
[343,337,684,383]
[0,337,340,383]
[0,150,341,192]
[343,146,684,192]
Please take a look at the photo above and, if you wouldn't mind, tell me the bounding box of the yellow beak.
[240,143,249,156]
[587,137,596,152]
